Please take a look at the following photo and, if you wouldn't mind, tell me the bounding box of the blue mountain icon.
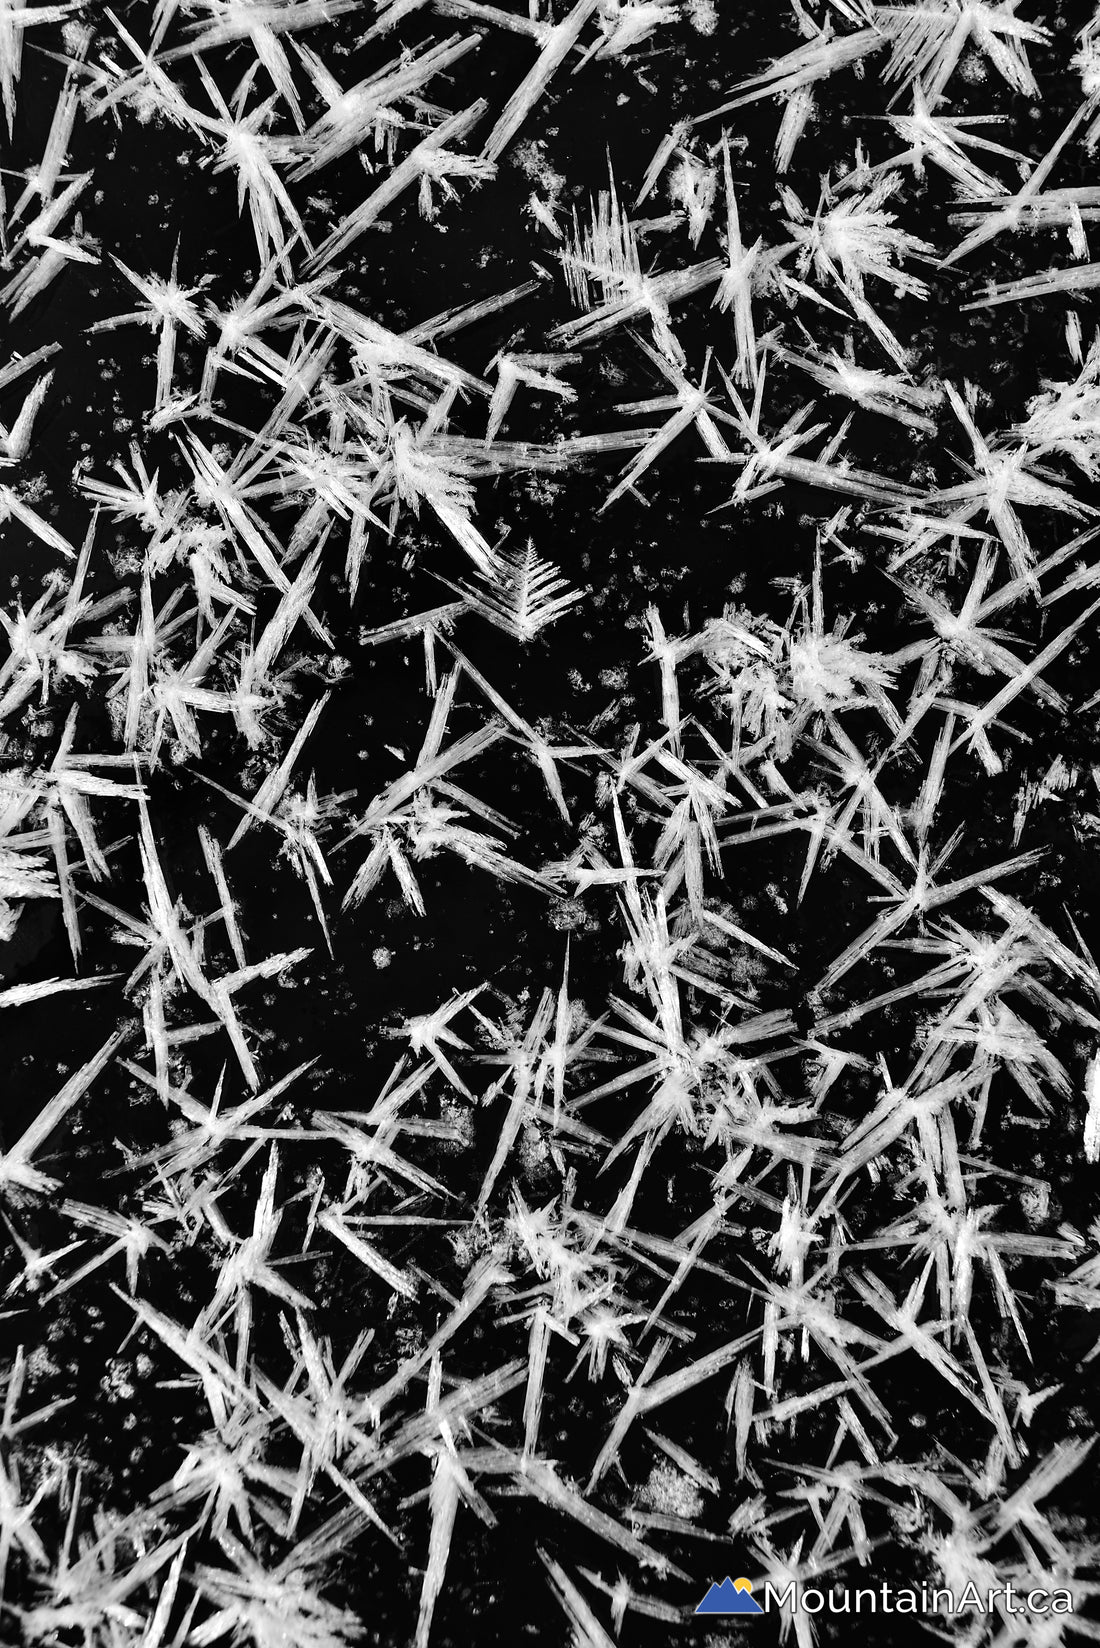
[696,1577,764,1615]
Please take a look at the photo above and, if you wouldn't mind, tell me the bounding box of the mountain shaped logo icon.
[696,1576,764,1615]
